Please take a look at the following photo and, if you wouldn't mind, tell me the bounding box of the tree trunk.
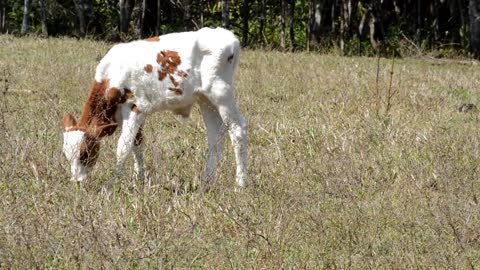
[259,0,266,44]
[222,0,229,28]
[156,0,161,35]
[241,0,249,46]
[73,0,86,36]
[21,0,32,35]
[448,0,461,46]
[339,0,358,51]
[119,0,135,34]
[311,0,322,37]
[138,0,146,37]
[183,0,192,30]
[307,0,313,49]
[358,5,367,38]
[458,0,468,48]
[140,0,158,38]
[368,12,378,49]
[199,0,204,27]
[73,0,93,37]
[39,0,48,36]
[120,0,127,33]
[339,0,346,51]
[365,1,383,51]
[280,0,286,49]
[331,0,336,34]
[309,0,336,49]
[308,0,322,47]
[469,0,480,57]
[416,0,421,43]
[0,0,6,33]
[289,0,295,49]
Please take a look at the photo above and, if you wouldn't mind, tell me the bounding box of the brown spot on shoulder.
[144,64,153,73]
[75,80,138,139]
[107,87,122,107]
[108,87,134,105]
[145,36,160,42]
[78,80,116,129]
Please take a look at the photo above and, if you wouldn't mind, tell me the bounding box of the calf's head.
[62,113,116,181]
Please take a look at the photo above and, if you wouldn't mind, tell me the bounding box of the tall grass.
[1,35,480,268]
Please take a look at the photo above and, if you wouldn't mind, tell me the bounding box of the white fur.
[67,27,247,188]
[63,130,89,181]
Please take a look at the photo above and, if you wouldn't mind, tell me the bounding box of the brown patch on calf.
[156,50,181,81]
[107,87,122,107]
[158,70,167,81]
[77,80,120,138]
[145,36,160,42]
[144,64,153,73]
[177,70,188,78]
[79,133,100,167]
[107,87,134,107]
[169,75,180,87]
[131,104,141,113]
[63,113,77,131]
[124,89,135,100]
[168,87,183,95]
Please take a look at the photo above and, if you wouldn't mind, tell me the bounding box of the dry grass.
[1,35,480,268]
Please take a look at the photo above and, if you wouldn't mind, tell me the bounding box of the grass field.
[1,35,480,269]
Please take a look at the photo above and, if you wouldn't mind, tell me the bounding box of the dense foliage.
[1,0,480,57]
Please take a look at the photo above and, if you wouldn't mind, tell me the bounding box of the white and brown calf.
[62,27,248,188]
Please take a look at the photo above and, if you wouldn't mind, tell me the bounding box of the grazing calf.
[62,27,248,189]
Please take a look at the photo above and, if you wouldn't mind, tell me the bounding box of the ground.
[0,35,480,268]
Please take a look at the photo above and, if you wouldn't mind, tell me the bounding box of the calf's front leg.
[102,106,145,195]
[116,106,145,177]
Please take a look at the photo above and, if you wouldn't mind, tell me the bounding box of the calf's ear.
[62,113,77,131]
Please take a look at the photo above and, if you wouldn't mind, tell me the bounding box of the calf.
[62,27,248,189]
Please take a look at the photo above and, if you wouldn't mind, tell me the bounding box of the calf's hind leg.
[199,96,226,186]
[206,82,248,188]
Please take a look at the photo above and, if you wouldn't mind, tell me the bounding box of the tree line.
[1,0,480,57]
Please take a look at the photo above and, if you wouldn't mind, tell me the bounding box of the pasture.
[1,35,480,268]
